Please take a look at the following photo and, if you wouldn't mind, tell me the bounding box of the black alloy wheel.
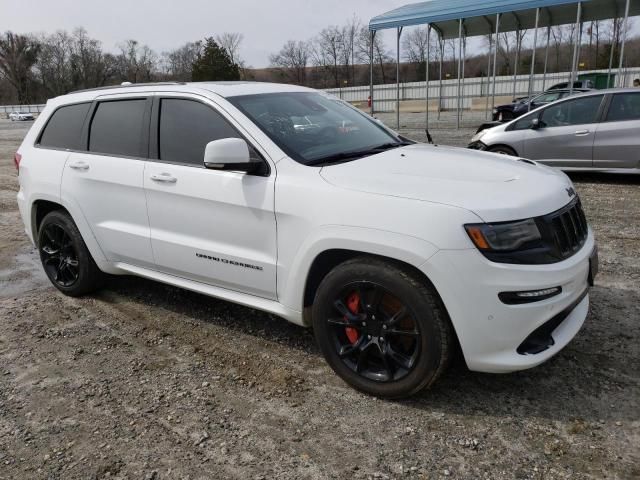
[328,281,420,383]
[40,223,80,288]
[313,257,454,398]
[38,210,103,296]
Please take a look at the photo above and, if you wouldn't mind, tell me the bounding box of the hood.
[319,144,576,222]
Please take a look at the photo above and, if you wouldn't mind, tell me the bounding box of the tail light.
[14,152,22,172]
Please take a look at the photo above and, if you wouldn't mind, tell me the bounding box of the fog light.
[498,287,562,305]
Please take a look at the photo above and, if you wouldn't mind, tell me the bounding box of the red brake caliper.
[344,292,360,344]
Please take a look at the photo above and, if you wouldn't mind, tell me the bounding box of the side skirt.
[113,262,306,326]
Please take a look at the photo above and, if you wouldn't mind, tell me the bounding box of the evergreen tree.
[191,37,240,81]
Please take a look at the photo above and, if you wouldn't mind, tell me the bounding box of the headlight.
[471,129,487,143]
[465,219,541,251]
[492,109,498,114]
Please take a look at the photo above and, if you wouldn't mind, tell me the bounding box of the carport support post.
[396,27,402,130]
[485,33,493,119]
[457,18,463,129]
[461,33,466,124]
[426,24,431,129]
[438,36,444,120]
[617,0,631,87]
[370,30,375,115]
[542,25,551,90]
[527,8,540,112]
[569,2,582,95]
[607,24,616,88]
[491,14,501,114]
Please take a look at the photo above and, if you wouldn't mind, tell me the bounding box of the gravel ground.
[0,116,639,480]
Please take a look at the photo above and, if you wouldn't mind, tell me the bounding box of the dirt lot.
[0,116,639,480]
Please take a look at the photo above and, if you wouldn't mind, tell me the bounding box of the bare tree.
[69,28,116,89]
[269,40,309,85]
[0,31,40,103]
[340,15,360,85]
[497,29,527,74]
[215,32,244,77]
[116,39,157,83]
[311,26,344,87]
[403,27,429,64]
[162,41,202,80]
[356,26,391,84]
[35,30,73,97]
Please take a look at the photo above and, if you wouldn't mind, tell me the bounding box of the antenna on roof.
[121,82,133,86]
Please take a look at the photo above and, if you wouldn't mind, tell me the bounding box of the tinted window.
[540,95,603,128]
[512,112,538,130]
[39,103,91,150]
[605,93,640,122]
[159,99,242,165]
[534,92,562,104]
[89,99,147,157]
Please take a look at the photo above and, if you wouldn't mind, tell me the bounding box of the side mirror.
[531,118,542,130]
[204,138,255,173]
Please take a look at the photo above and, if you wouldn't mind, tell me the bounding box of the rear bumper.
[16,189,34,245]
[421,231,595,373]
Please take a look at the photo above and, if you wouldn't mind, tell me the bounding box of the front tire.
[38,210,103,297]
[489,145,517,156]
[312,257,454,398]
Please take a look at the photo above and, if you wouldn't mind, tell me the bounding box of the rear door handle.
[574,130,590,136]
[68,161,89,171]
[150,173,177,183]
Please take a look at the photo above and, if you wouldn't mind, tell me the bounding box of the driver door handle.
[574,130,590,136]
[68,161,90,171]
[150,173,177,183]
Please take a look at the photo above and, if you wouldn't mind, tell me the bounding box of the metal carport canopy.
[369,0,640,38]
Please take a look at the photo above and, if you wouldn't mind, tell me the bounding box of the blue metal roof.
[370,0,639,38]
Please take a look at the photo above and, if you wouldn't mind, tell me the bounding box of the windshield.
[228,92,403,165]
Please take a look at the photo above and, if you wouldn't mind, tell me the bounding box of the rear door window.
[38,103,91,150]
[540,95,604,128]
[89,99,147,157]
[605,93,640,122]
[158,98,243,166]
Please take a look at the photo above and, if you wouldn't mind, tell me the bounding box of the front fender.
[277,225,440,316]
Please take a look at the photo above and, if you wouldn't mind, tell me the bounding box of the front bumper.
[420,231,596,373]
[467,141,488,151]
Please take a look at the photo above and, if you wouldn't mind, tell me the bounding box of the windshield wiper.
[307,141,412,166]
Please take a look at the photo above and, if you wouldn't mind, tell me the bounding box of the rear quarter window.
[38,103,91,150]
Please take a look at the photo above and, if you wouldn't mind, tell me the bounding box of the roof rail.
[69,81,187,94]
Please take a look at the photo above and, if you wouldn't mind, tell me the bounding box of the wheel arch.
[487,143,519,156]
[31,199,71,247]
[301,248,462,356]
[29,197,115,273]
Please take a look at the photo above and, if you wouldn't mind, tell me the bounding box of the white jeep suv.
[15,82,598,398]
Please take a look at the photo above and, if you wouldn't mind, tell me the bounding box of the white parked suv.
[15,82,598,398]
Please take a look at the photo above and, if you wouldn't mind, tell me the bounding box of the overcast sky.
[1,0,412,68]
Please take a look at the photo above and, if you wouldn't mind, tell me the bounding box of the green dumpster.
[578,73,616,89]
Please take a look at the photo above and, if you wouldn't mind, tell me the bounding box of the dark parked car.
[492,88,591,122]
[547,80,595,90]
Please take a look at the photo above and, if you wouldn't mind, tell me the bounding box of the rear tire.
[37,210,104,297]
[489,145,517,156]
[312,257,454,398]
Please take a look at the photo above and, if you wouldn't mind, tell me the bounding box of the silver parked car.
[8,111,35,121]
[469,88,640,171]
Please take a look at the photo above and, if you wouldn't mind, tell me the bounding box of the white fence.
[326,67,640,112]
[2,67,639,117]
[0,104,45,117]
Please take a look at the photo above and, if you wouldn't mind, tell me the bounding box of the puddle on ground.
[0,249,49,299]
